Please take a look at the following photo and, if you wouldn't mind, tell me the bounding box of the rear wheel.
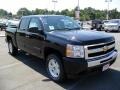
[97,28,101,31]
[8,40,18,56]
[91,28,93,30]
[105,30,108,32]
[118,27,120,32]
[46,54,66,82]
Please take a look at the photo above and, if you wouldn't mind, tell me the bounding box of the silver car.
[104,19,120,32]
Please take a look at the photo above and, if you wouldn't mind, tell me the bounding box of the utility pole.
[78,0,79,7]
[52,0,58,12]
[105,0,112,20]
[75,0,80,20]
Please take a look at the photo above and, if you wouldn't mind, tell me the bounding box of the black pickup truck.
[5,15,117,82]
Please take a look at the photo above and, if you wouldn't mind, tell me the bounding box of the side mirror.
[29,27,38,33]
[29,27,43,33]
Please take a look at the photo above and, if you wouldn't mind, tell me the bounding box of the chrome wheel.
[48,58,60,78]
[8,41,13,53]
[7,40,18,56]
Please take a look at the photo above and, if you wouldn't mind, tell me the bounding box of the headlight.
[114,25,118,28]
[66,44,85,58]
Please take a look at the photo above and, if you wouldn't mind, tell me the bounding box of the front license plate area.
[102,64,110,71]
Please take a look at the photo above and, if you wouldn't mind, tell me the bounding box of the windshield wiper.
[64,27,80,30]
[64,28,73,30]
[72,27,81,30]
[48,27,81,32]
[48,28,66,32]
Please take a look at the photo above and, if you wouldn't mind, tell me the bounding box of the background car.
[102,20,109,30]
[81,21,92,30]
[75,20,83,28]
[104,19,120,32]
[6,20,19,31]
[91,20,103,31]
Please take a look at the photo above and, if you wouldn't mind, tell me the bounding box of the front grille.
[85,41,115,59]
[109,25,116,28]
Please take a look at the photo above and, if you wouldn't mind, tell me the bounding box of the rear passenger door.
[16,17,30,51]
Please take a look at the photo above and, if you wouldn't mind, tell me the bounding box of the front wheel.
[105,30,108,32]
[8,40,18,56]
[46,54,66,82]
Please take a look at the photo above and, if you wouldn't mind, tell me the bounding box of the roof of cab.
[22,15,64,18]
[110,19,120,21]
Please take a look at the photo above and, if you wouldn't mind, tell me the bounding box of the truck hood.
[104,23,118,26]
[47,30,114,45]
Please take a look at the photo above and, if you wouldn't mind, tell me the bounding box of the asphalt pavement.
[0,31,5,37]
[0,31,120,90]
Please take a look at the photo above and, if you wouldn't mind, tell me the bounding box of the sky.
[0,0,119,14]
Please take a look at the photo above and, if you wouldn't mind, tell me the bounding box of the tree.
[8,12,12,19]
[32,9,49,15]
[17,8,31,17]
[109,8,120,19]
[61,9,72,16]
[13,7,120,20]
[0,9,8,18]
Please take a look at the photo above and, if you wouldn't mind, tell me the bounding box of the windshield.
[42,16,81,31]
[109,20,119,23]
[103,20,109,23]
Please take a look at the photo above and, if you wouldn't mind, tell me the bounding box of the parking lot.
[0,31,120,90]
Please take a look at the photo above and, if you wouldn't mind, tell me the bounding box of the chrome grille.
[85,41,115,59]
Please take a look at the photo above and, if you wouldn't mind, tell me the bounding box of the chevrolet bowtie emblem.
[103,46,108,52]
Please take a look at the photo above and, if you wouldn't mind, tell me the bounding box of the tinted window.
[109,20,120,23]
[29,18,41,29]
[19,17,30,30]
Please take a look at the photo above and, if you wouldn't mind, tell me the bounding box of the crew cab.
[5,15,117,82]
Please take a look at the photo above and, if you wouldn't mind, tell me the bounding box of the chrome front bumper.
[87,51,117,67]
[104,27,118,31]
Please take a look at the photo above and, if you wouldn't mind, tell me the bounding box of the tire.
[8,40,18,56]
[91,28,93,30]
[105,30,108,32]
[46,54,66,82]
[118,27,120,32]
[97,28,100,31]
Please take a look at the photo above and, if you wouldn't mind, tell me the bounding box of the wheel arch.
[6,35,12,42]
[44,47,63,61]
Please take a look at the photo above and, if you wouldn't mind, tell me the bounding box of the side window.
[19,18,30,30]
[29,18,42,29]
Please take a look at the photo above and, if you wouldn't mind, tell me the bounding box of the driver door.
[26,17,45,58]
